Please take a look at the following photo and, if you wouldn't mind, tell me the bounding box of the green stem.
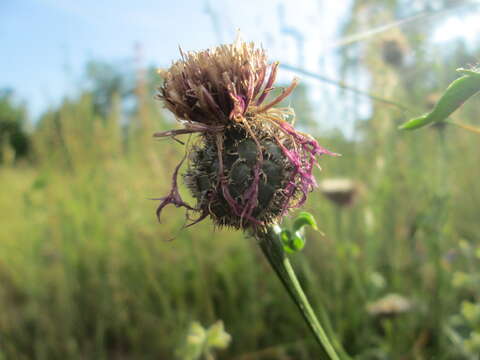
[255,226,345,360]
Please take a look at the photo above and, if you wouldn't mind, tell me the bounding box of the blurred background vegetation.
[2,0,480,359]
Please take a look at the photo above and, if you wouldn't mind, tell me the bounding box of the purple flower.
[154,38,338,230]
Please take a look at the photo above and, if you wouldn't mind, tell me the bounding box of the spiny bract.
[185,124,295,229]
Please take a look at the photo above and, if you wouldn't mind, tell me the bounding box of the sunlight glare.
[433,15,480,43]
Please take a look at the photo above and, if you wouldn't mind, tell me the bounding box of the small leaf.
[279,212,318,253]
[186,322,207,345]
[280,229,305,253]
[280,229,295,253]
[293,211,318,233]
[398,114,431,130]
[291,233,306,251]
[280,229,292,245]
[399,68,480,131]
[457,68,480,77]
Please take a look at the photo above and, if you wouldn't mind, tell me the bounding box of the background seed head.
[319,178,358,207]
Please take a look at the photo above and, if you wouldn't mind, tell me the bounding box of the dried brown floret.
[156,37,296,125]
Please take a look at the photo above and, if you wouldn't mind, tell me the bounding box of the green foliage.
[85,60,135,117]
[400,68,480,130]
[0,90,30,162]
[2,57,480,358]
[445,240,480,359]
[2,81,478,358]
[2,4,480,358]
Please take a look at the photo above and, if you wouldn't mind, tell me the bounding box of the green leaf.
[291,234,306,252]
[280,212,317,253]
[457,68,480,77]
[280,229,294,253]
[280,229,305,253]
[277,211,318,253]
[280,229,292,245]
[399,68,480,131]
[206,320,231,350]
[293,211,318,233]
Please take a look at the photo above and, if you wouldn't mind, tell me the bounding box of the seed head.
[380,32,409,68]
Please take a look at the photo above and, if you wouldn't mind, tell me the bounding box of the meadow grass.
[1,79,480,360]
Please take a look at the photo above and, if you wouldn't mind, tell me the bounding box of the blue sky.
[1,0,215,117]
[2,0,480,126]
[1,0,347,120]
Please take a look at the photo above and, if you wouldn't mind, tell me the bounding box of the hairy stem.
[255,225,346,360]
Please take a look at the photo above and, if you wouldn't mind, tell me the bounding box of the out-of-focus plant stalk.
[431,126,450,350]
[256,225,346,360]
[446,120,480,135]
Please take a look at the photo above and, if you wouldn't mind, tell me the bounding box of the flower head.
[155,38,337,230]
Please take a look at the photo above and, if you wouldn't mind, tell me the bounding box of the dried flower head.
[155,37,337,230]
[380,32,409,68]
[381,40,405,67]
[319,178,357,207]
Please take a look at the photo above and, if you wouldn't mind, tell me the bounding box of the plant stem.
[255,225,345,360]
[446,120,480,135]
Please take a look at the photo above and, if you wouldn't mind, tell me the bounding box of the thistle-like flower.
[155,37,336,230]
